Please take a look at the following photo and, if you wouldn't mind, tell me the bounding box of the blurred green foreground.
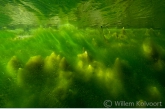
[0,26,165,107]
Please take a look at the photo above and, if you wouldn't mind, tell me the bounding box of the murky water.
[0,0,165,108]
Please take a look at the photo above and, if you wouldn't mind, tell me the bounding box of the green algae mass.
[0,0,165,108]
[0,26,165,108]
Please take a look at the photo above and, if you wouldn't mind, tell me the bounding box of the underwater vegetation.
[0,24,165,107]
[0,0,165,108]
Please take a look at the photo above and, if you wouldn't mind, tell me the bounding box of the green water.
[0,0,165,108]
